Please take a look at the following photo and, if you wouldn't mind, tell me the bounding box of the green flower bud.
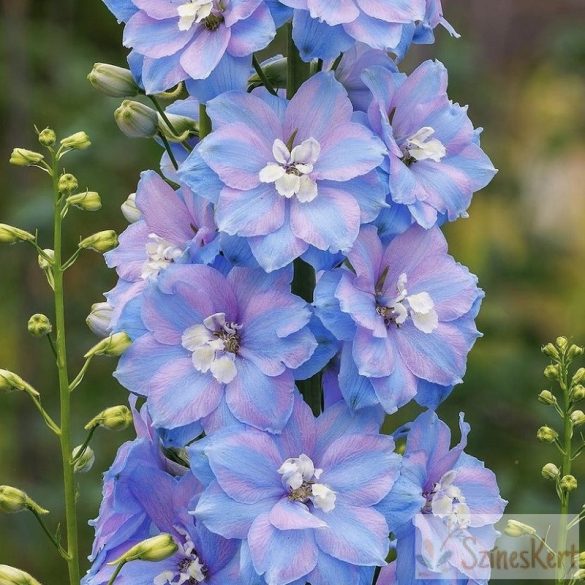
[88,63,140,98]
[79,230,118,253]
[544,364,560,381]
[60,131,91,151]
[85,405,133,432]
[38,128,56,147]
[573,368,585,386]
[158,112,197,142]
[66,191,102,212]
[568,345,584,359]
[37,249,54,270]
[538,390,556,405]
[0,486,48,515]
[504,519,536,537]
[542,343,560,360]
[571,410,585,426]
[572,385,585,402]
[560,474,578,492]
[114,100,158,138]
[537,425,558,443]
[9,148,44,167]
[84,332,131,358]
[541,462,560,480]
[0,224,35,244]
[248,56,287,90]
[121,192,141,223]
[0,565,42,585]
[555,336,569,350]
[27,314,52,337]
[86,302,113,337]
[0,370,38,397]
[109,534,178,565]
[72,445,95,474]
[57,173,79,194]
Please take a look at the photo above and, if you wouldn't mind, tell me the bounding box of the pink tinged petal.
[123,12,193,58]
[277,393,317,460]
[106,221,150,280]
[346,225,384,289]
[290,184,361,252]
[352,325,395,377]
[269,498,328,530]
[199,123,272,190]
[355,0,426,22]
[285,72,353,143]
[179,25,231,80]
[216,184,285,237]
[132,0,178,19]
[225,360,295,432]
[313,502,390,565]
[223,0,264,26]
[227,3,276,56]
[342,13,403,50]
[248,513,318,585]
[306,0,359,25]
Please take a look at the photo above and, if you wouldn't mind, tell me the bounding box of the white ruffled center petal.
[428,470,471,530]
[141,234,184,280]
[177,0,214,31]
[404,126,446,163]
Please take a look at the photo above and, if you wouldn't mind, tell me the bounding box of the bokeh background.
[0,0,584,581]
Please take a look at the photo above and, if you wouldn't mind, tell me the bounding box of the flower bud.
[542,343,560,359]
[84,332,131,358]
[0,224,35,244]
[0,486,48,515]
[248,55,287,90]
[0,565,42,585]
[537,425,558,443]
[85,405,133,432]
[571,410,585,426]
[560,474,578,492]
[37,249,54,270]
[109,534,178,565]
[538,390,556,405]
[158,112,197,142]
[544,364,560,381]
[121,192,141,223]
[568,345,584,359]
[114,100,158,138]
[86,302,113,337]
[9,148,44,167]
[66,191,102,212]
[541,463,560,480]
[88,63,140,98]
[0,370,38,397]
[27,314,52,337]
[38,128,56,147]
[79,230,118,253]
[60,131,91,151]
[573,368,585,386]
[572,385,585,402]
[555,336,569,350]
[57,173,79,194]
[72,445,95,474]
[504,519,536,537]
[574,568,585,581]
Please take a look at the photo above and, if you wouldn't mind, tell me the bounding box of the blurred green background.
[0,0,584,582]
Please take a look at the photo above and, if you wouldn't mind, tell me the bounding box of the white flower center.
[427,470,471,531]
[377,273,438,334]
[154,528,206,585]
[182,312,241,384]
[259,137,320,203]
[403,126,446,163]
[141,234,184,280]
[278,454,336,513]
[177,0,214,31]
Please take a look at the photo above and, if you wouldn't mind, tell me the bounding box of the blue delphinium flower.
[180,72,387,271]
[115,263,317,433]
[377,410,507,584]
[102,0,276,94]
[363,60,497,229]
[314,224,483,413]
[190,393,397,585]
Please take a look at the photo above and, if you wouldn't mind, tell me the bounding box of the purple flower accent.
[190,394,397,585]
[180,72,387,271]
[314,225,483,413]
[377,410,506,584]
[115,263,317,433]
[106,0,276,94]
[363,60,497,228]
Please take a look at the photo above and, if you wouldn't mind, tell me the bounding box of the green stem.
[31,508,69,559]
[199,104,212,140]
[252,54,277,95]
[148,95,179,136]
[69,355,94,392]
[71,425,97,465]
[106,560,127,585]
[158,131,179,171]
[286,22,311,99]
[52,156,80,585]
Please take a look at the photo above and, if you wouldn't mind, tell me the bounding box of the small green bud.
[79,230,118,253]
[541,462,560,480]
[9,148,44,167]
[0,565,43,585]
[542,343,560,359]
[572,385,585,402]
[85,405,133,432]
[0,486,48,516]
[572,368,585,386]
[58,173,79,194]
[72,445,95,474]
[537,425,558,443]
[86,302,113,337]
[538,390,556,405]
[0,224,35,244]
[571,410,585,426]
[60,131,91,151]
[560,474,578,492]
[66,191,102,212]
[84,332,131,358]
[0,370,38,397]
[88,63,140,98]
[568,345,584,359]
[38,128,56,147]
[109,534,178,565]
[504,519,536,537]
[121,192,141,223]
[114,100,158,138]
[37,249,54,270]
[544,364,560,381]
[27,314,52,337]
[555,336,569,350]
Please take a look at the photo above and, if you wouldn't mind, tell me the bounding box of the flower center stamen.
[422,470,471,531]
[402,126,446,166]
